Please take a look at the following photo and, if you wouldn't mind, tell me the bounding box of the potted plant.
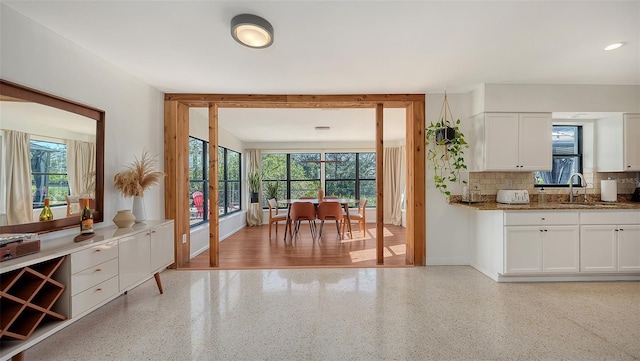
[248,170,261,203]
[425,93,469,199]
[265,181,280,201]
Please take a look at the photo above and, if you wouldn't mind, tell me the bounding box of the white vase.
[112,209,136,228]
[132,196,146,223]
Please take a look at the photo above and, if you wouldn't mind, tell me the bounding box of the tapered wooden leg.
[11,351,24,361]
[154,272,164,294]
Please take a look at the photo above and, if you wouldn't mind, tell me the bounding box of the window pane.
[360,180,377,206]
[535,125,582,187]
[290,153,320,180]
[30,140,68,207]
[325,153,356,179]
[290,180,321,198]
[262,153,287,180]
[359,152,376,178]
[535,156,581,185]
[326,180,356,199]
[218,147,225,179]
[227,150,240,181]
[227,181,240,213]
[189,138,204,180]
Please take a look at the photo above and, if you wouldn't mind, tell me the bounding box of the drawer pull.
[96,288,103,292]
[95,249,101,252]
[95,268,102,272]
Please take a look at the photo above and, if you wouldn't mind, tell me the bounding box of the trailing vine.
[425,93,469,199]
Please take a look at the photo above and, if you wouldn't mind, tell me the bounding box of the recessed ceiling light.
[231,14,274,49]
[604,42,625,51]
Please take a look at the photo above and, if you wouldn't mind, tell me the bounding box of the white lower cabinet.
[503,211,579,275]
[618,225,640,271]
[150,222,175,272]
[118,231,152,291]
[542,226,580,272]
[580,211,640,273]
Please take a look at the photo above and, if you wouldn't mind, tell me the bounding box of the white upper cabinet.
[471,112,552,171]
[597,113,640,172]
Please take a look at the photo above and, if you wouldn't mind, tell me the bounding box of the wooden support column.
[375,103,384,264]
[209,104,220,267]
[406,100,426,265]
[164,101,191,267]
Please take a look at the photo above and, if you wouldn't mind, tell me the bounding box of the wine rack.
[0,256,67,340]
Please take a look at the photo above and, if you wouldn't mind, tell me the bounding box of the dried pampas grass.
[114,151,164,197]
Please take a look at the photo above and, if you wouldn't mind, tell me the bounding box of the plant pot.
[250,192,259,203]
[435,126,456,144]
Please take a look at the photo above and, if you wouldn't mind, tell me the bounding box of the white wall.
[1,6,165,226]
[473,83,640,115]
[425,92,474,265]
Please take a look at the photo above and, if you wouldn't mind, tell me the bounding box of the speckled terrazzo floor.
[24,266,640,361]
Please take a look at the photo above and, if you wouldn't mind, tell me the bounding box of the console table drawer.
[71,241,118,274]
[71,258,119,296]
[71,276,119,318]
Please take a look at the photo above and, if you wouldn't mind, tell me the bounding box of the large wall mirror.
[0,79,104,234]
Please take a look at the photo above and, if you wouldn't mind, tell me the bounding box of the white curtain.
[66,140,96,197]
[6,130,33,225]
[383,145,406,226]
[246,149,262,226]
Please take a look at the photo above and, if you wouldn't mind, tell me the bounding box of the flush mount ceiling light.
[231,14,274,49]
[604,42,625,51]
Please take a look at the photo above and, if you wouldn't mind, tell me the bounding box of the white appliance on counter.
[497,189,530,204]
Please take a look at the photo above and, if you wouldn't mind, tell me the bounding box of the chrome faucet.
[569,173,587,203]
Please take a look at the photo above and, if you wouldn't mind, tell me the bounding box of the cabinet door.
[542,226,579,273]
[617,225,640,271]
[580,225,617,272]
[623,114,640,171]
[518,113,552,171]
[504,226,542,274]
[118,232,151,291]
[484,113,519,171]
[150,222,175,272]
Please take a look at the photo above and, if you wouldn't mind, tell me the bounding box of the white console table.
[0,220,175,361]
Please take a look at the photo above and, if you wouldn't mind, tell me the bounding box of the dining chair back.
[342,198,368,235]
[65,195,81,217]
[316,201,344,240]
[289,202,317,240]
[267,198,289,238]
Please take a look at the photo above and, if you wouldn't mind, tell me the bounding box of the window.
[261,152,376,207]
[189,137,208,226]
[325,152,376,206]
[30,140,68,208]
[534,125,582,187]
[189,137,242,226]
[219,147,241,216]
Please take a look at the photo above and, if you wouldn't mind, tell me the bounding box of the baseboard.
[427,257,469,266]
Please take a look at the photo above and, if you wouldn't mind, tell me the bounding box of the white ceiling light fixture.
[231,14,274,49]
[604,42,625,51]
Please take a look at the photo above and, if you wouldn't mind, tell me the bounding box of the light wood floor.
[181,223,411,269]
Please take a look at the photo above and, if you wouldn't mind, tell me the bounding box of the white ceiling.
[3,1,638,142]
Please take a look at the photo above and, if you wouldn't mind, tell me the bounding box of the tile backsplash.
[467,171,639,200]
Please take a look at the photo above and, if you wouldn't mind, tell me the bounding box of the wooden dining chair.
[317,201,344,240]
[342,198,368,235]
[289,202,317,240]
[267,198,288,238]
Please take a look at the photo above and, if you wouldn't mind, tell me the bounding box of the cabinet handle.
[540,229,544,232]
[615,229,619,232]
[96,288,102,292]
[619,229,624,231]
[541,217,545,220]
[544,230,548,232]
[151,230,156,234]
[95,268,101,272]
[95,249,101,252]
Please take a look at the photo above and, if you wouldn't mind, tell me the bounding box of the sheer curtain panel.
[67,140,96,197]
[6,130,34,225]
[383,146,406,226]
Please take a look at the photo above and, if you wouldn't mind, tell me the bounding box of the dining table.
[278,198,359,241]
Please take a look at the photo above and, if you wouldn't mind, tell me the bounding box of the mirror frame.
[0,79,104,234]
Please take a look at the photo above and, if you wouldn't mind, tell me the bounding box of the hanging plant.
[425,92,469,199]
